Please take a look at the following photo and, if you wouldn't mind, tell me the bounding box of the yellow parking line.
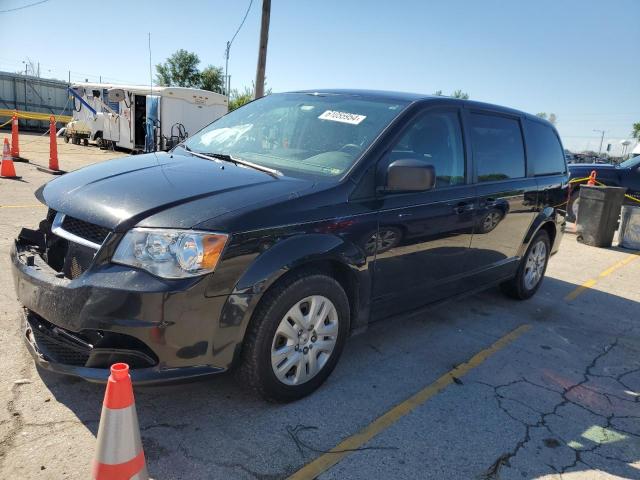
[564,253,640,302]
[287,324,532,480]
[0,204,46,209]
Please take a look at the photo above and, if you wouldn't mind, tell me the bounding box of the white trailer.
[67,83,228,152]
[65,82,114,146]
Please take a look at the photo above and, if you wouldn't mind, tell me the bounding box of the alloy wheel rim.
[377,230,398,250]
[271,295,339,386]
[523,240,547,290]
[483,212,501,231]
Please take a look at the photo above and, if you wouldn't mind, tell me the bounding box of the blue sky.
[1,0,638,153]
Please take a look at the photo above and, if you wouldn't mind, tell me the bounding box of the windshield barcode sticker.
[318,110,367,125]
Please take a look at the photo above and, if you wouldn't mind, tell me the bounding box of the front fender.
[218,232,371,367]
[234,233,365,293]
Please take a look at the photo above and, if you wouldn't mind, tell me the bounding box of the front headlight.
[112,228,228,279]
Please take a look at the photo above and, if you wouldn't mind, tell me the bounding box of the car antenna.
[148,32,159,164]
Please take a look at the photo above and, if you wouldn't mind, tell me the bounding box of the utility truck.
[66,82,228,152]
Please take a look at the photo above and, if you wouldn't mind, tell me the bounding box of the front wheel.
[500,230,550,300]
[236,272,350,402]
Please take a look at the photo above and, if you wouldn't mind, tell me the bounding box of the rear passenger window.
[470,113,525,182]
[526,120,566,175]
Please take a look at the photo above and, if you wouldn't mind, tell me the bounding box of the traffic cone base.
[93,363,148,480]
[36,165,65,175]
[1,138,21,179]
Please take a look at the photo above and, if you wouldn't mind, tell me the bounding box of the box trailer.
[67,83,228,152]
[65,83,113,146]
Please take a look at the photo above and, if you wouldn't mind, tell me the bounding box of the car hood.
[39,152,314,231]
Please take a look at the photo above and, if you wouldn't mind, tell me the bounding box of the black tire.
[64,135,69,143]
[83,138,89,146]
[236,271,350,402]
[500,230,550,300]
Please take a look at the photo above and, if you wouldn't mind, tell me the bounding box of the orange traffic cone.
[36,116,64,175]
[92,364,148,480]
[1,138,20,179]
[10,112,27,162]
[587,170,597,186]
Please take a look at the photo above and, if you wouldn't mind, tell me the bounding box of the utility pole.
[254,0,270,99]
[224,41,230,96]
[593,129,606,155]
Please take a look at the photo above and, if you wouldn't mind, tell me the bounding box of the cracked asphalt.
[1,134,639,479]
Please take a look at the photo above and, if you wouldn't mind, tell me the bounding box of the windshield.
[618,155,640,169]
[183,93,409,180]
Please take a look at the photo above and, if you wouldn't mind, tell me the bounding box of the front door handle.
[452,201,474,214]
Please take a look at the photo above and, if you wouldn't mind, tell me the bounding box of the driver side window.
[389,110,466,188]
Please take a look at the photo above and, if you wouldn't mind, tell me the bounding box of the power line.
[229,0,254,48]
[224,0,254,95]
[0,0,50,14]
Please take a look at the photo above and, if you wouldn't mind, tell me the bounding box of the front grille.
[61,215,110,245]
[30,322,91,366]
[25,312,159,369]
[63,242,96,279]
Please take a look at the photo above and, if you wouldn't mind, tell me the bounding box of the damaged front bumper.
[11,230,231,384]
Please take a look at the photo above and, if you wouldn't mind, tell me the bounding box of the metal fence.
[0,71,71,131]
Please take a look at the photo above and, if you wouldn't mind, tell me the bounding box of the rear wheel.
[236,272,350,402]
[501,230,550,300]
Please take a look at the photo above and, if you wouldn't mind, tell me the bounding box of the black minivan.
[11,90,568,401]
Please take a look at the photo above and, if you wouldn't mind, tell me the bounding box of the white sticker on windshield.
[318,110,366,125]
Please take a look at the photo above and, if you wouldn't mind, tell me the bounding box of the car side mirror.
[381,159,436,193]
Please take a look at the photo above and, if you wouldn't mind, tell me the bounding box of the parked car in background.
[567,155,640,222]
[11,90,567,401]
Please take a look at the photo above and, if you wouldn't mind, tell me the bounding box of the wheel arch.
[518,212,557,258]
[221,234,371,367]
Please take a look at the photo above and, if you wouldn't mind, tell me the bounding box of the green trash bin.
[576,186,626,247]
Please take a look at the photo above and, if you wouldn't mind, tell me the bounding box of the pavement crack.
[480,337,626,479]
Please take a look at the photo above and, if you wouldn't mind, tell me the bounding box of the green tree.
[451,89,469,100]
[228,87,254,111]
[536,112,558,125]
[155,49,202,88]
[200,65,225,93]
[632,122,640,140]
[433,89,469,99]
[228,82,272,111]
